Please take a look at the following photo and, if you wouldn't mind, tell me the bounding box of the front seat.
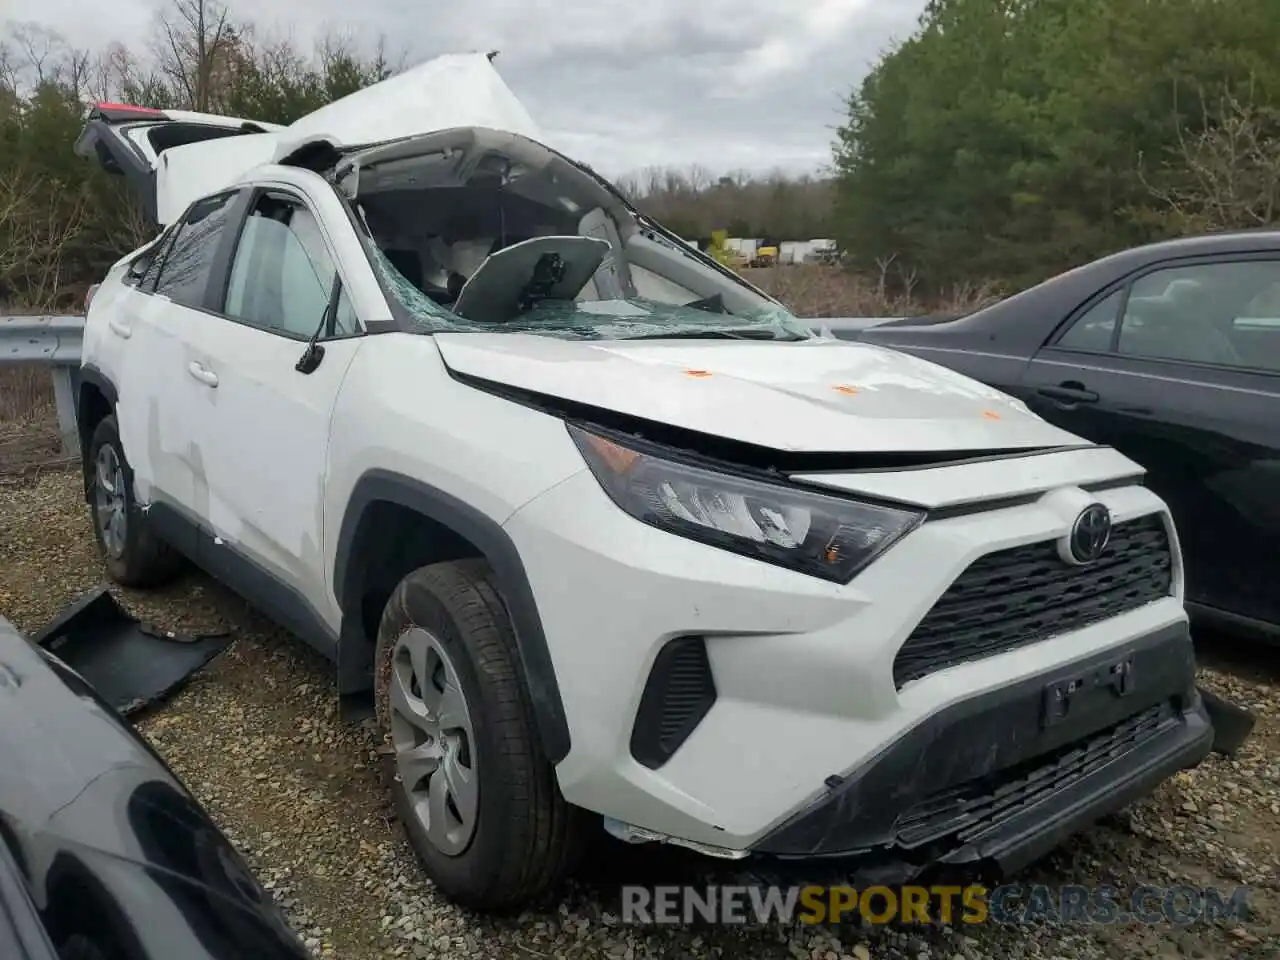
[436,239,496,302]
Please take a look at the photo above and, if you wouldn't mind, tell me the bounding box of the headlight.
[568,424,923,583]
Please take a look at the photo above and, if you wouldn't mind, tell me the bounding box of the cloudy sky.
[5,0,926,177]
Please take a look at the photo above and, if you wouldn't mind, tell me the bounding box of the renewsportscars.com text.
[621,883,1253,926]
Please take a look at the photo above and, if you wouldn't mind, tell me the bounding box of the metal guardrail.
[0,315,87,457]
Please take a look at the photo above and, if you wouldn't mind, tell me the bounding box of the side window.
[1116,261,1277,369]
[135,224,179,290]
[224,193,357,338]
[1057,289,1124,352]
[152,191,238,308]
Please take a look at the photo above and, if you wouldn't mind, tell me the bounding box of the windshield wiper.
[623,328,808,342]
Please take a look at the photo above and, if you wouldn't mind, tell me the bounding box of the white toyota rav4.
[74,54,1213,910]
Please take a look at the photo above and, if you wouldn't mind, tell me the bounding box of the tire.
[85,414,182,587]
[374,558,586,911]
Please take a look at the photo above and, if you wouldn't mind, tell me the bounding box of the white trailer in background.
[807,239,837,263]
[724,238,759,260]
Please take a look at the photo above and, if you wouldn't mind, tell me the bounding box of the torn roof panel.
[270,52,545,163]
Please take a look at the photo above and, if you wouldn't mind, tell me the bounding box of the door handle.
[187,360,218,388]
[1037,382,1099,404]
[108,318,132,339]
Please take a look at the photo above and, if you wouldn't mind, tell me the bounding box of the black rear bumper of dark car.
[752,621,1213,881]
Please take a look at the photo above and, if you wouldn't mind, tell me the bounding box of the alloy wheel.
[388,627,479,856]
[94,443,127,558]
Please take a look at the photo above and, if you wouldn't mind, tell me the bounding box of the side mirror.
[125,255,152,284]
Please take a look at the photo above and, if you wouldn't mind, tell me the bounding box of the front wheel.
[374,558,586,911]
[85,415,182,587]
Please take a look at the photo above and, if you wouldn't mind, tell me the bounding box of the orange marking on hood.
[684,369,713,378]
[982,409,1002,420]
[832,384,859,395]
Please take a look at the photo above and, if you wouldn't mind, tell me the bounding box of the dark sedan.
[821,230,1280,640]
[0,613,311,960]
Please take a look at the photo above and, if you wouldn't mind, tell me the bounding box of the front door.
[177,186,364,647]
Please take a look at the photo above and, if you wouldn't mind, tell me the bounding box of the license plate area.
[1042,653,1135,728]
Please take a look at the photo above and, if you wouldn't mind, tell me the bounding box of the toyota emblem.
[1066,503,1112,564]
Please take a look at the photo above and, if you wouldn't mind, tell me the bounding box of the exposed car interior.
[346,128,779,326]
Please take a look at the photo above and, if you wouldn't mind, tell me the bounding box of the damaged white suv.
[74,54,1214,910]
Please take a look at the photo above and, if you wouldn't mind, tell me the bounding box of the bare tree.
[87,42,141,103]
[7,23,62,87]
[152,0,238,111]
[1141,83,1280,233]
[685,164,712,194]
[0,41,15,93]
[0,170,42,282]
[2,22,90,95]
[613,172,642,202]
[873,253,896,301]
[0,167,90,308]
[316,28,400,80]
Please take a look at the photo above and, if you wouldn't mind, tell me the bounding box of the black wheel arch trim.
[76,365,120,502]
[333,469,572,764]
[78,364,118,409]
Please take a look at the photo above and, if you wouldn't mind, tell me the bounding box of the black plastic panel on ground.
[893,514,1173,689]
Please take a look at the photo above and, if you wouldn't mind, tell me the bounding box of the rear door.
[74,103,284,226]
[109,188,248,548]
[1020,255,1280,632]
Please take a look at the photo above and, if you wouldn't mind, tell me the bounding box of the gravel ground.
[1,467,1277,960]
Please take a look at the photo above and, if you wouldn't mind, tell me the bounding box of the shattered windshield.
[352,130,814,341]
[369,243,813,341]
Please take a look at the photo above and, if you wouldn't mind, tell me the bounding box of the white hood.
[433,334,1091,453]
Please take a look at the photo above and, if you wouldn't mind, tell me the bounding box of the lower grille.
[893,514,1173,688]
[630,637,717,769]
[894,702,1173,848]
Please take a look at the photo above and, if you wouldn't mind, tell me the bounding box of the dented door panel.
[113,293,198,512]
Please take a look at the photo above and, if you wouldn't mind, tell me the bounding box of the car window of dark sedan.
[1058,290,1124,352]
[1115,261,1280,373]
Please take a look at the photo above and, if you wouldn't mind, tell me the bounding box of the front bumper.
[752,621,1212,880]
[504,466,1196,851]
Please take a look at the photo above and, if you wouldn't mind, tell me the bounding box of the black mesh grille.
[893,702,1173,848]
[630,637,717,769]
[893,514,1173,688]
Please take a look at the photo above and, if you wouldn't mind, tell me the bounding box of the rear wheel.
[86,415,182,587]
[374,558,586,911]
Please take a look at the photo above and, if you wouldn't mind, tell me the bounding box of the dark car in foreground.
[822,231,1280,641]
[0,612,310,960]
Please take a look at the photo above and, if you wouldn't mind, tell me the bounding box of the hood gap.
[449,370,1065,476]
